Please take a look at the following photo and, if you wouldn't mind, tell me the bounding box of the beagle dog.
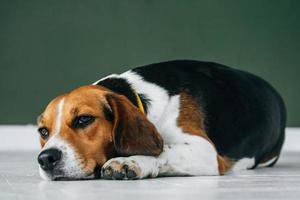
[37,60,286,180]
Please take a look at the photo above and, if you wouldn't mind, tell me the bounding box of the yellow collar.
[134,92,145,114]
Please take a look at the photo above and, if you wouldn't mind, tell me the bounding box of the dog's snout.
[38,148,62,171]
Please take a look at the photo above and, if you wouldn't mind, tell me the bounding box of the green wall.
[0,0,299,126]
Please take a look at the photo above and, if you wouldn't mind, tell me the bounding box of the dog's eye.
[72,115,95,129]
[38,127,49,139]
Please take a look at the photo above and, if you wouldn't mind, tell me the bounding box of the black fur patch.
[96,77,149,114]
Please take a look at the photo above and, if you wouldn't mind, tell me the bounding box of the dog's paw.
[101,158,142,180]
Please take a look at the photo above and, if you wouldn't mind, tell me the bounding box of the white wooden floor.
[0,127,299,200]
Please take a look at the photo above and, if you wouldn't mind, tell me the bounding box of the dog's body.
[37,60,286,180]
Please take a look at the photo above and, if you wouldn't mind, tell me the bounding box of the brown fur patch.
[217,156,235,175]
[177,92,209,141]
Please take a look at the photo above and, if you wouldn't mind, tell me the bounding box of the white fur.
[92,73,119,85]
[102,71,220,178]
[120,71,170,124]
[258,156,278,168]
[231,158,255,172]
[230,156,277,172]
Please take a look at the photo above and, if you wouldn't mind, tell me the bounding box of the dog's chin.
[39,166,98,181]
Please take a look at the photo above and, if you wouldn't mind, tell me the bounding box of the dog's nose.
[38,148,62,171]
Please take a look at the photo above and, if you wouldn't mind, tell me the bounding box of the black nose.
[38,148,62,171]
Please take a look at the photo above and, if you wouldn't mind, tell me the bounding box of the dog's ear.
[106,93,163,156]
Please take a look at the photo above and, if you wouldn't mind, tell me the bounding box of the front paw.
[101,158,142,180]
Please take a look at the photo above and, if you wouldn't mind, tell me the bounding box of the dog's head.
[37,85,163,180]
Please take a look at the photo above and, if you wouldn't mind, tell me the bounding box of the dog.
[37,60,286,180]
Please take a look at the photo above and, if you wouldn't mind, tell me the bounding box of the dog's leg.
[101,136,220,180]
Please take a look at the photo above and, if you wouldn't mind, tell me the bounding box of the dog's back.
[132,60,286,167]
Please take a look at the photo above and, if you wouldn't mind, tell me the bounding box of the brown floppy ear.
[106,93,163,157]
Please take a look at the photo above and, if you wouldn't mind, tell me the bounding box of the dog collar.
[134,92,145,114]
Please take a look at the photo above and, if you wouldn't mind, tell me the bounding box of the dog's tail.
[253,130,285,168]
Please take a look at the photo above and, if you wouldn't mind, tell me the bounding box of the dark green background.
[0,0,299,126]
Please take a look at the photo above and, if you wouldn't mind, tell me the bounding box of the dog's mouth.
[43,170,96,181]
[39,164,102,181]
[52,174,95,181]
